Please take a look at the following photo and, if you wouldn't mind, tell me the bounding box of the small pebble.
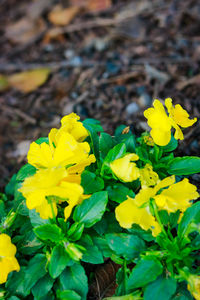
[139,93,152,108]
[126,102,139,115]
[64,49,74,58]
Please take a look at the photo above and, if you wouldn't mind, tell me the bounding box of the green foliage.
[168,156,200,175]
[81,170,104,194]
[59,264,88,300]
[32,274,54,299]
[2,111,200,300]
[16,164,36,181]
[34,224,64,243]
[73,191,108,227]
[49,244,72,278]
[106,233,145,260]
[178,202,200,239]
[127,257,163,290]
[143,276,177,300]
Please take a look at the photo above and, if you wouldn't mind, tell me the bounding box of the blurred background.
[0,0,200,189]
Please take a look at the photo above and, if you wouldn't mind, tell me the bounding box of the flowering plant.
[0,98,200,300]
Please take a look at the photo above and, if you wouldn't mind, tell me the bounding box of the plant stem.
[123,260,128,295]
[49,199,56,223]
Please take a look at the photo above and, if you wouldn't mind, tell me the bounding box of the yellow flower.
[187,275,200,300]
[115,196,161,237]
[50,112,88,144]
[144,99,197,146]
[144,99,172,146]
[115,176,199,236]
[110,153,140,182]
[19,168,83,219]
[139,164,159,188]
[0,234,20,284]
[154,178,199,213]
[27,131,95,170]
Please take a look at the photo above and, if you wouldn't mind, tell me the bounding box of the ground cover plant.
[0,98,200,300]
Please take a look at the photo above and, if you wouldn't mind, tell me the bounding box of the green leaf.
[101,143,126,177]
[104,143,126,164]
[81,171,104,194]
[23,254,47,295]
[29,210,51,227]
[83,118,103,133]
[35,137,49,145]
[60,264,88,300]
[17,230,43,255]
[73,191,108,228]
[49,244,72,278]
[5,174,17,196]
[161,135,178,152]
[127,256,163,291]
[103,293,141,300]
[92,236,113,257]
[178,202,200,238]
[67,222,84,241]
[168,156,200,175]
[16,164,37,181]
[34,224,64,243]
[6,267,26,297]
[79,234,104,264]
[0,200,6,220]
[83,119,103,160]
[136,146,151,163]
[128,225,155,242]
[116,135,136,153]
[106,233,145,260]
[114,125,136,153]
[115,125,129,136]
[144,276,177,300]
[99,132,114,160]
[57,290,81,300]
[32,274,54,299]
[107,183,135,204]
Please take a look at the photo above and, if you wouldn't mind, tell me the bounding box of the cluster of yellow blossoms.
[0,234,20,284]
[144,98,197,146]
[115,176,199,236]
[20,113,95,220]
[110,99,199,237]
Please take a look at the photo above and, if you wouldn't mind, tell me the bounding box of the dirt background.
[0,0,200,190]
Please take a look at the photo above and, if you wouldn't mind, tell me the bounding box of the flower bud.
[3,211,16,229]
[65,243,84,261]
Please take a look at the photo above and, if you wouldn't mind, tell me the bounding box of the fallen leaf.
[87,0,112,12]
[43,28,66,44]
[7,68,51,93]
[48,5,80,26]
[6,17,46,45]
[176,74,200,90]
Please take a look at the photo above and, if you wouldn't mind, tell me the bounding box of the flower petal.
[110,153,140,182]
[150,128,171,146]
